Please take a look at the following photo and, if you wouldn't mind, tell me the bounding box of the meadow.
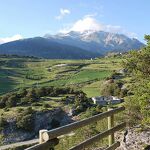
[0,56,123,97]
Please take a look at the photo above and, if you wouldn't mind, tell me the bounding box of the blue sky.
[0,0,150,43]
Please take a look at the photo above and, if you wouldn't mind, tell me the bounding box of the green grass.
[82,81,103,97]
[0,56,123,96]
[0,96,65,119]
[0,77,17,94]
[39,70,110,90]
[67,70,110,84]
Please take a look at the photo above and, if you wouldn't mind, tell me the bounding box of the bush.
[16,114,34,131]
[144,145,150,150]
[0,87,78,108]
[3,107,9,112]
[26,88,38,102]
[101,81,126,98]
[18,88,28,98]
[73,91,93,115]
[6,95,17,108]
[0,117,7,130]
[43,103,50,108]
[16,107,35,131]
[31,102,41,106]
[17,108,24,113]
[0,95,9,108]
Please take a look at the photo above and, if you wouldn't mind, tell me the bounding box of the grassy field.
[0,56,123,97]
[82,81,103,97]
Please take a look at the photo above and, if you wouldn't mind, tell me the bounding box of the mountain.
[0,31,144,59]
[45,30,144,54]
[0,37,100,59]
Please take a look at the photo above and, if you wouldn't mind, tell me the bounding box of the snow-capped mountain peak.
[45,30,144,54]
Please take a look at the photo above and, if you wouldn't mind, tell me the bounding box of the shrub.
[101,81,126,98]
[17,108,24,113]
[0,117,7,130]
[26,88,38,102]
[0,95,9,108]
[16,107,35,131]
[16,114,34,131]
[18,88,28,98]
[6,95,17,108]
[3,107,9,112]
[31,102,41,106]
[43,103,50,108]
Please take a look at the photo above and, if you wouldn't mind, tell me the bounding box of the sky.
[0,0,150,43]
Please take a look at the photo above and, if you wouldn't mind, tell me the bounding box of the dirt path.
[0,139,38,150]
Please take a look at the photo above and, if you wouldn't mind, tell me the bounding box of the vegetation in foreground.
[123,35,150,127]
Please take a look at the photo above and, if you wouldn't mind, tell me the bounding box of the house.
[110,96,123,104]
[119,69,128,75]
[92,96,109,105]
[92,96,123,106]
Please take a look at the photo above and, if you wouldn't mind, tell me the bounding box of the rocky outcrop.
[116,128,150,150]
[1,108,73,145]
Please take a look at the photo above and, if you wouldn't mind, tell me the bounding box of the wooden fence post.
[108,108,114,146]
[39,129,48,144]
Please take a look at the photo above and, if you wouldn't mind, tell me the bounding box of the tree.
[16,114,34,131]
[123,35,150,126]
[6,95,17,108]
[73,91,92,114]
[0,117,7,130]
[26,88,38,102]
[36,87,47,97]
[101,82,122,97]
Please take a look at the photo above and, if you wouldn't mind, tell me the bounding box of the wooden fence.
[26,106,126,150]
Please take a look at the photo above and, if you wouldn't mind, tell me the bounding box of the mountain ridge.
[0,30,144,59]
[0,37,100,59]
[45,30,144,54]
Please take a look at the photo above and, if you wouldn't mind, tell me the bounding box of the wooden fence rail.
[26,106,126,150]
[69,122,126,150]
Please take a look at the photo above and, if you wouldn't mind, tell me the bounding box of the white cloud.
[59,16,137,38]
[59,16,101,33]
[125,32,138,39]
[71,16,102,32]
[56,8,70,20]
[84,13,98,18]
[0,34,23,44]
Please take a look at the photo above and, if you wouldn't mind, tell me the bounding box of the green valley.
[0,56,122,97]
